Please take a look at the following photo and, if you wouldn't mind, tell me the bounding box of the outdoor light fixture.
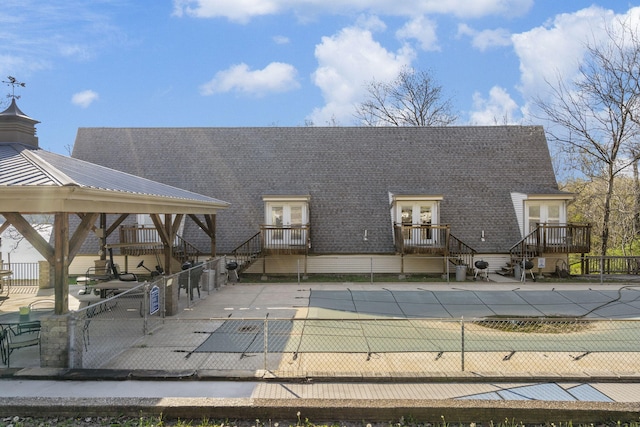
[363,229,368,241]
[481,230,485,241]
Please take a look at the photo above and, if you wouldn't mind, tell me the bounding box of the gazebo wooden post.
[208,214,216,257]
[53,212,69,315]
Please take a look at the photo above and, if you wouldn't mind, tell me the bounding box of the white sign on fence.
[149,285,160,315]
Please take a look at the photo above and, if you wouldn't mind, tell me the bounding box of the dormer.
[0,99,39,147]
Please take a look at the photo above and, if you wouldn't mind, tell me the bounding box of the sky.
[1,1,639,155]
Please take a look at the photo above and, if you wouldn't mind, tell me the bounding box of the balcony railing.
[119,226,204,262]
[394,224,450,255]
[510,223,592,261]
[261,225,310,255]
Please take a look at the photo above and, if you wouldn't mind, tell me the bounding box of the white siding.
[510,192,526,236]
[472,255,510,274]
[245,254,448,275]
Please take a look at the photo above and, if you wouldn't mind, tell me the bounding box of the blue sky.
[1,1,638,155]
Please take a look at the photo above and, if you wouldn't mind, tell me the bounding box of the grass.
[473,316,592,334]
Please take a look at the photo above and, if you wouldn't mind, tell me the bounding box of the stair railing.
[509,227,541,265]
[231,231,262,272]
[448,233,477,273]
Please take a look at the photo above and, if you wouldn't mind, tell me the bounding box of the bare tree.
[355,67,457,127]
[535,20,640,256]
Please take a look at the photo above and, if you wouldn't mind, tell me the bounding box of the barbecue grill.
[474,260,489,281]
[520,259,535,282]
[226,261,239,282]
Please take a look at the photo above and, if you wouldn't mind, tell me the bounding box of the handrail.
[509,223,592,263]
[173,234,205,262]
[260,225,310,255]
[118,226,203,263]
[448,233,476,271]
[393,224,450,254]
[231,231,262,271]
[509,228,540,262]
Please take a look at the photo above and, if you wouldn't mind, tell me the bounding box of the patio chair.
[1,324,40,368]
[16,299,55,334]
[178,261,203,300]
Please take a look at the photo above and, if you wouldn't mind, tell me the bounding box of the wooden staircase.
[498,228,542,277]
[230,231,262,273]
[448,233,477,274]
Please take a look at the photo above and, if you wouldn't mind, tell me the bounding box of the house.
[71,126,590,278]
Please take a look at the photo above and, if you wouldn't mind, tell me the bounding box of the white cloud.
[173,0,280,23]
[173,0,533,23]
[511,5,640,125]
[396,15,439,51]
[512,5,615,101]
[469,86,520,125]
[200,62,300,97]
[308,20,415,125]
[71,90,99,108]
[457,24,511,51]
[273,35,290,44]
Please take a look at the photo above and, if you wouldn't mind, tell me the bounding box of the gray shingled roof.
[72,126,565,254]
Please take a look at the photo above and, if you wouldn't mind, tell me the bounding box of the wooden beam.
[188,214,210,235]
[172,214,184,234]
[105,214,129,237]
[165,214,175,275]
[53,213,69,315]
[206,214,216,257]
[69,213,99,260]
[188,213,216,257]
[2,212,55,264]
[0,220,10,234]
[150,214,171,247]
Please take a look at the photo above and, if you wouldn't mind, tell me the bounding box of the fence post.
[68,314,77,369]
[263,316,269,371]
[461,317,465,372]
[143,283,149,335]
[600,256,604,286]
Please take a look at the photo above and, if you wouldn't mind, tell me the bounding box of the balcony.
[261,225,310,255]
[119,225,204,262]
[511,223,592,260]
[393,224,450,255]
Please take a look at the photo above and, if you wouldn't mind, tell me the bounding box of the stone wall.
[38,261,53,289]
[39,314,69,368]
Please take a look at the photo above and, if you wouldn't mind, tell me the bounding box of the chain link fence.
[67,259,640,375]
[69,258,226,369]
[68,294,640,375]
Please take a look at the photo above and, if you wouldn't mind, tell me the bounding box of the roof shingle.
[72,126,564,254]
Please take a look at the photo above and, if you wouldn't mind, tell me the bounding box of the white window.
[524,200,566,243]
[525,201,564,231]
[263,196,310,246]
[392,195,442,246]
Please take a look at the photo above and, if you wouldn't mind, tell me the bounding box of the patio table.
[0,308,53,327]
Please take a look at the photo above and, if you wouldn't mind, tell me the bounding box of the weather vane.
[3,76,25,100]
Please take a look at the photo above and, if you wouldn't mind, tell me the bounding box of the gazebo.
[0,98,229,316]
